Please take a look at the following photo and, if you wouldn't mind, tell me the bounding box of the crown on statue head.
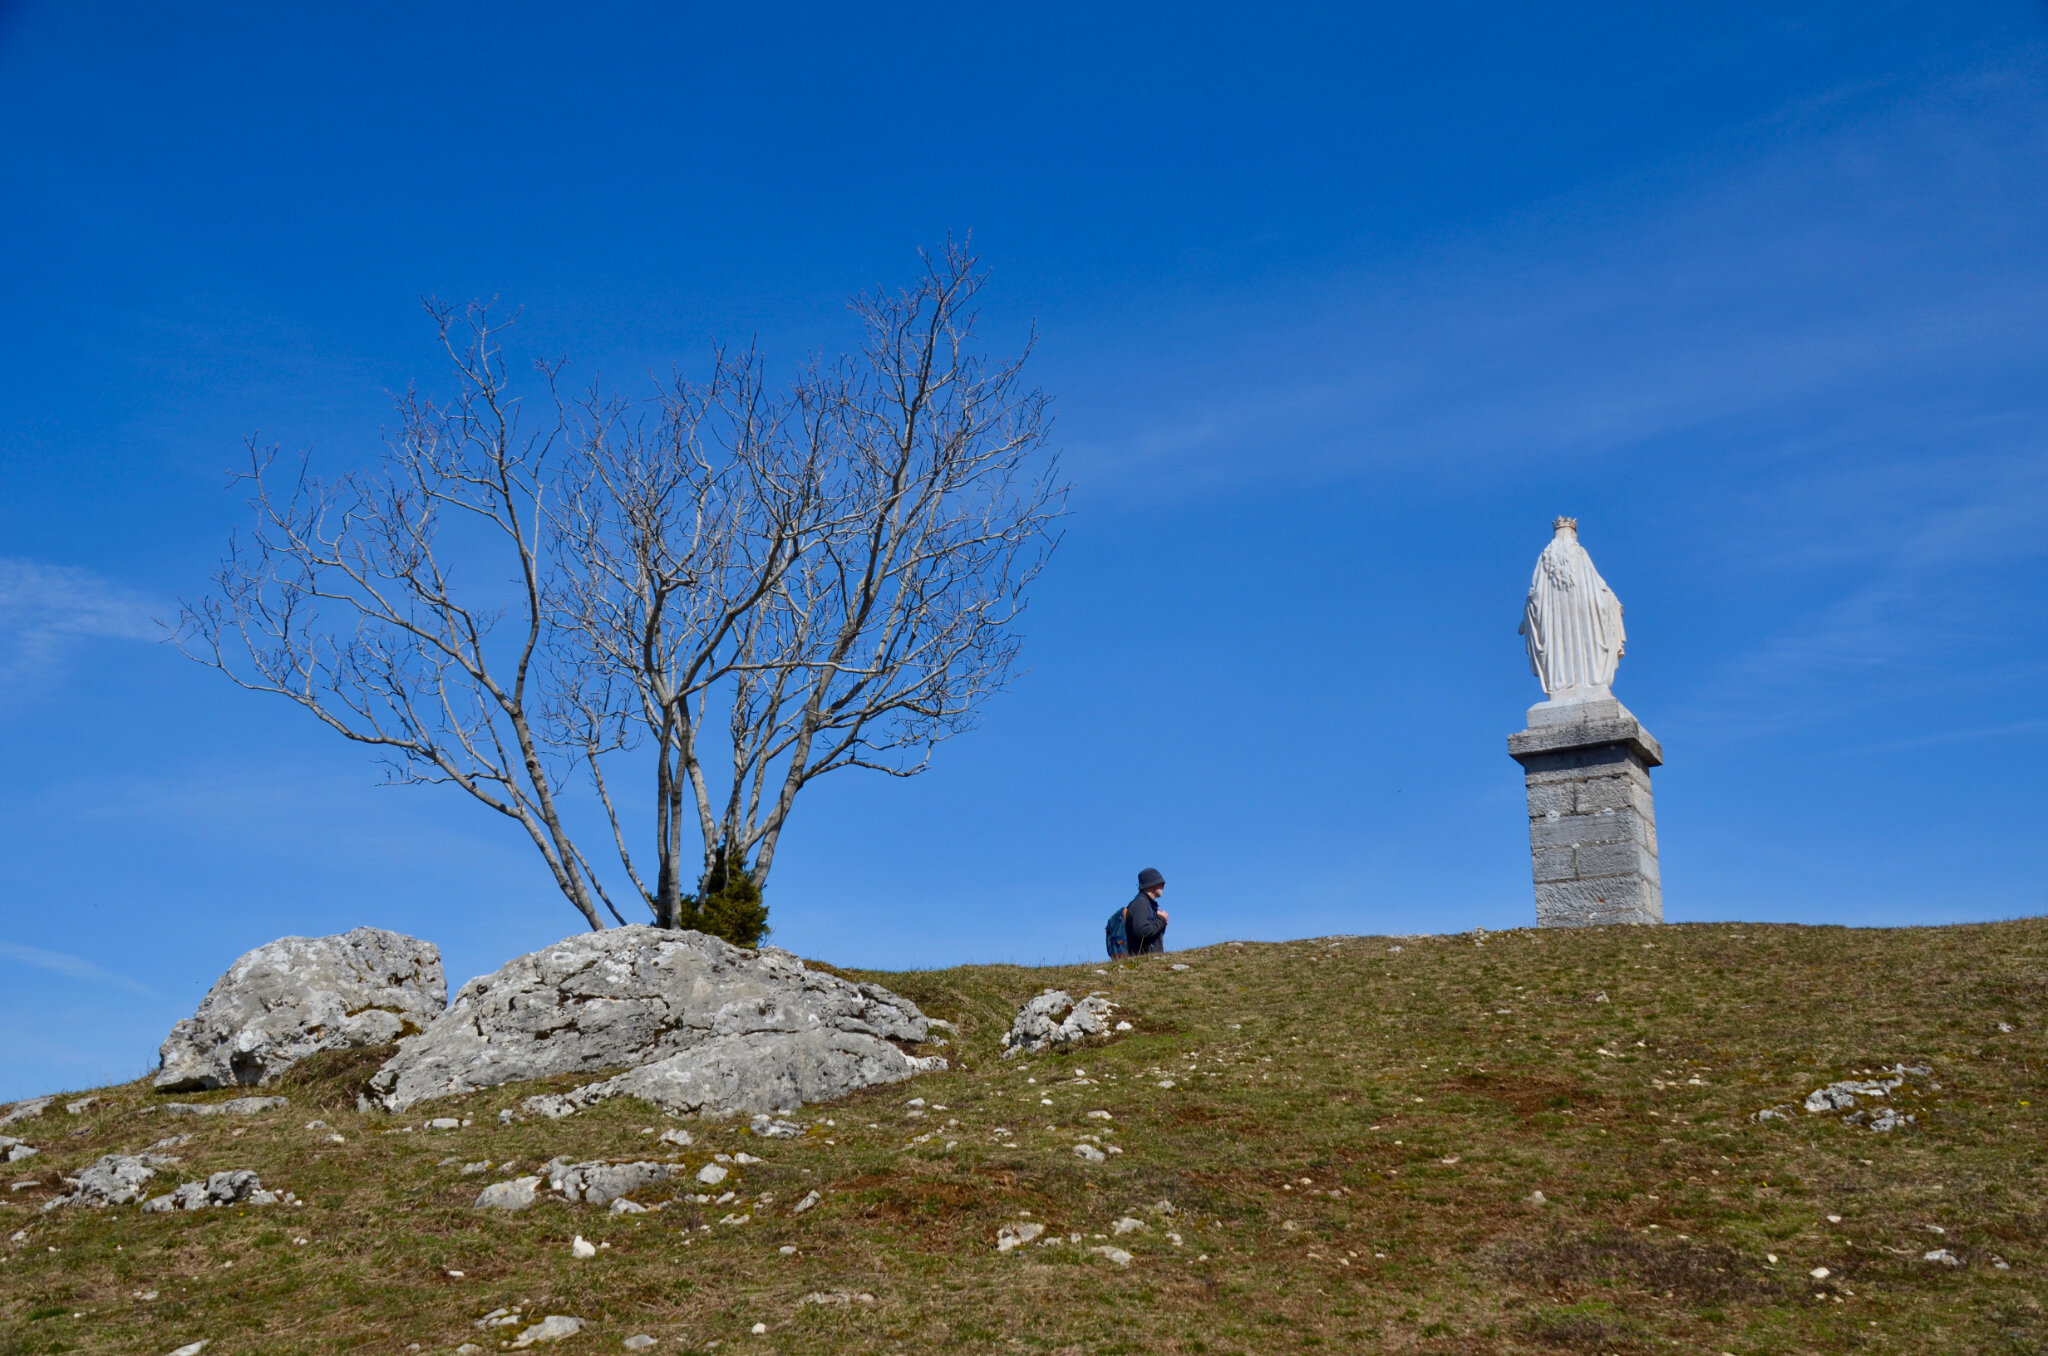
[1552,515,1579,533]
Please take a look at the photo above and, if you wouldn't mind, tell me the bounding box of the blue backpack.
[1105,905,1130,959]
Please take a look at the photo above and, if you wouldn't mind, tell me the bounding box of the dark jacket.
[1125,891,1167,954]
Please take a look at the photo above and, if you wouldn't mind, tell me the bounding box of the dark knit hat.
[1137,867,1165,890]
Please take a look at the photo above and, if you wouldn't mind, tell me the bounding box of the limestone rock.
[545,1159,680,1206]
[509,1315,584,1347]
[0,1097,52,1128]
[623,1337,658,1350]
[1091,1245,1133,1266]
[996,1221,1044,1252]
[369,926,939,1116]
[155,927,445,1091]
[474,1176,542,1210]
[141,1171,286,1212]
[1002,991,1116,1058]
[43,1154,162,1209]
[163,1097,289,1117]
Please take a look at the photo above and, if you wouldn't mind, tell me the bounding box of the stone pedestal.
[1507,696,1663,927]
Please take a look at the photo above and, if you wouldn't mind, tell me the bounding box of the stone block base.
[1508,698,1663,927]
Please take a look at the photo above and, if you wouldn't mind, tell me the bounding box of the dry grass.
[4,918,2047,1354]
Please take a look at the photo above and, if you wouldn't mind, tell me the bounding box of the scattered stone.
[1002,991,1116,1058]
[155,927,444,1091]
[142,1171,288,1212]
[749,1115,802,1138]
[610,1198,648,1215]
[475,1308,525,1329]
[369,927,941,1117]
[0,1097,53,1128]
[571,1235,597,1259]
[65,1097,99,1114]
[1073,1144,1106,1163]
[461,1161,491,1175]
[1114,1021,1133,1032]
[696,1164,729,1186]
[458,1346,487,1355]
[548,1160,681,1205]
[0,1137,37,1163]
[474,1177,542,1211]
[1751,1107,1792,1123]
[427,1117,462,1130]
[522,1094,580,1120]
[791,1189,821,1215]
[623,1337,658,1350]
[1802,1065,1931,1115]
[509,1316,585,1347]
[1092,1245,1133,1266]
[1086,1110,1112,1120]
[799,1291,874,1306]
[1112,1217,1146,1234]
[1526,1191,1547,1207]
[750,1323,769,1335]
[43,1154,161,1210]
[166,1343,208,1356]
[163,1097,290,1117]
[1924,1248,1961,1266]
[1809,1266,1830,1279]
[1169,964,1190,972]
[11,1177,39,1190]
[997,1221,1046,1252]
[657,1128,695,1147]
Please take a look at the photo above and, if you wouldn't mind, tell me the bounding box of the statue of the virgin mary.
[1519,517,1626,702]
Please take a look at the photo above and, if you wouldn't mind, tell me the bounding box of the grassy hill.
[3,918,2046,1355]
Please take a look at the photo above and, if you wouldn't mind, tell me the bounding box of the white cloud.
[0,557,161,690]
[0,941,155,997]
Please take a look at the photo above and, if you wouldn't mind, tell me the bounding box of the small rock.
[623,1337,658,1350]
[1169,963,1189,972]
[428,1117,462,1130]
[162,1097,289,1117]
[1002,991,1117,1058]
[732,1152,763,1165]
[461,1161,491,1175]
[790,1189,821,1215]
[166,1343,208,1356]
[1114,1020,1133,1031]
[141,1170,283,1213]
[1111,1217,1146,1234]
[5,1144,38,1163]
[1073,1144,1106,1163]
[610,1198,647,1215]
[696,1164,728,1186]
[0,1097,53,1128]
[44,1154,158,1209]
[1526,1191,1546,1207]
[779,1244,797,1255]
[657,1128,694,1147]
[523,1094,580,1120]
[1156,1079,1175,1089]
[1924,1248,1961,1267]
[1809,1266,1830,1279]
[1092,1245,1133,1266]
[509,1316,584,1348]
[474,1177,542,1211]
[1086,1110,1112,1120]
[750,1323,768,1335]
[65,1097,98,1115]
[458,1347,487,1355]
[499,1109,517,1125]
[996,1221,1046,1252]
[571,1235,597,1259]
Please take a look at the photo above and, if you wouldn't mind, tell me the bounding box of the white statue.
[1519,517,1626,703]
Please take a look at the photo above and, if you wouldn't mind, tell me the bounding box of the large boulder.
[369,925,944,1115]
[155,927,445,1091]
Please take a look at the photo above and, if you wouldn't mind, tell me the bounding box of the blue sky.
[3,1,2046,1101]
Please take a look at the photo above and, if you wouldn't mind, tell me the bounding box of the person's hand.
[1158,909,1168,922]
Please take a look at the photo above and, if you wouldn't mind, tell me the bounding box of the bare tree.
[178,302,624,931]
[183,244,1063,938]
[557,241,1064,923]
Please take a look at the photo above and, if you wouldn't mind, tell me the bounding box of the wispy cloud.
[0,941,156,997]
[0,557,161,691]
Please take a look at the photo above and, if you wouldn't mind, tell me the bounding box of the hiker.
[1125,867,1169,954]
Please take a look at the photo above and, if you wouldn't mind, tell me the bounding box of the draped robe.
[1519,524,1625,699]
